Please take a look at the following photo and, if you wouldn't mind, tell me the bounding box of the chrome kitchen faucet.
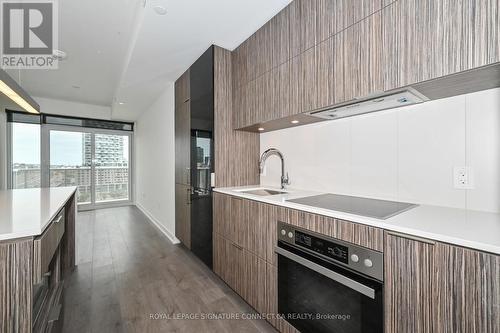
[259,148,290,190]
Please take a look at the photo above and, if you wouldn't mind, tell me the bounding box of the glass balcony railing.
[12,166,129,204]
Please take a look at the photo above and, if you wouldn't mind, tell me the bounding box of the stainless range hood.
[308,88,428,120]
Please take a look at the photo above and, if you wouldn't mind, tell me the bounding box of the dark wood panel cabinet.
[174,101,190,185]
[175,184,191,249]
[174,70,190,107]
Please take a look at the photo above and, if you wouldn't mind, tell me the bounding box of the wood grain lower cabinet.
[433,243,500,333]
[213,233,263,308]
[33,209,65,284]
[385,231,500,333]
[215,194,500,332]
[0,239,33,333]
[384,232,434,333]
[175,184,191,249]
[243,250,267,314]
[1,194,75,333]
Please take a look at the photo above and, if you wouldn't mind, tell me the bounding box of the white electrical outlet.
[454,166,474,189]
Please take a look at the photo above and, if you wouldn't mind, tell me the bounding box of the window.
[7,111,134,208]
[10,122,41,189]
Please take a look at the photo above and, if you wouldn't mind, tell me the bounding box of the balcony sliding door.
[45,126,132,209]
[48,130,92,205]
[94,133,130,203]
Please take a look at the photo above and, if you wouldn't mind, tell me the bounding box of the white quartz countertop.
[214,186,500,255]
[0,187,77,241]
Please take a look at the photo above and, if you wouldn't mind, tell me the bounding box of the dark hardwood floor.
[62,206,277,333]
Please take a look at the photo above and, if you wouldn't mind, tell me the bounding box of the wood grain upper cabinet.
[384,232,434,333]
[289,0,318,57]
[342,10,384,103]
[435,0,500,75]
[175,70,190,107]
[232,42,248,89]
[382,0,499,91]
[433,243,500,333]
[382,0,437,90]
[317,36,336,109]
[174,101,190,185]
[256,21,274,78]
[270,6,290,68]
[289,46,318,115]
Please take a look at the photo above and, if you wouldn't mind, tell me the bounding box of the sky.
[12,124,129,166]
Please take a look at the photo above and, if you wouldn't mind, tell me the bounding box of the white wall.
[33,96,112,119]
[261,88,500,213]
[134,83,178,243]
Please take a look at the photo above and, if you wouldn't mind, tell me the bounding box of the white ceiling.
[6,0,292,121]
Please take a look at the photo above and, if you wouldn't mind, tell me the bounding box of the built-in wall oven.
[276,222,384,333]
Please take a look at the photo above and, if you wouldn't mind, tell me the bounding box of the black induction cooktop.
[287,193,417,220]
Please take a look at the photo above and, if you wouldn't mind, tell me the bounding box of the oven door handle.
[275,246,376,299]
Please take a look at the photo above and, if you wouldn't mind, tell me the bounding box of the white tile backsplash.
[260,88,500,213]
[465,89,500,213]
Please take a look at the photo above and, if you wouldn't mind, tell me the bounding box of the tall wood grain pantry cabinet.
[174,46,259,268]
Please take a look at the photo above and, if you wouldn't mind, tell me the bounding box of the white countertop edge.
[214,187,500,255]
[0,187,77,242]
[38,186,77,235]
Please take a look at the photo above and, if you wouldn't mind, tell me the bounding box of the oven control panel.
[277,221,384,281]
[295,230,349,264]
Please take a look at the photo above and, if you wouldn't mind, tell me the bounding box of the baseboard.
[135,203,180,244]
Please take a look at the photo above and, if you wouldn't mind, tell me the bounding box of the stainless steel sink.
[237,188,287,196]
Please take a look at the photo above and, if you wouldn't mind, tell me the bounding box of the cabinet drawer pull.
[386,231,436,245]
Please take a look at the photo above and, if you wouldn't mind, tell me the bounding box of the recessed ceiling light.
[52,49,67,61]
[291,120,299,124]
[153,5,167,15]
[258,127,264,131]
[118,102,126,105]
